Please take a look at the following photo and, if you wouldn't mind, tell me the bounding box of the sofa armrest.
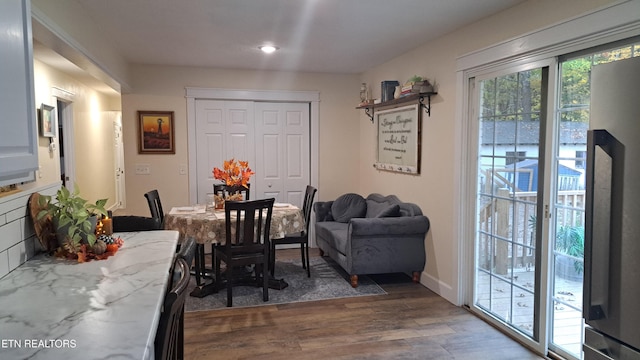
[349,216,430,237]
[313,201,335,222]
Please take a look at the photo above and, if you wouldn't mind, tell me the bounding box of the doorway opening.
[56,98,74,191]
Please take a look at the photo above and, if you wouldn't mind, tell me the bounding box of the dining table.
[164,202,304,297]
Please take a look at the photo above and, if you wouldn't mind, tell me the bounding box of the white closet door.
[254,102,284,200]
[195,100,254,203]
[254,102,309,205]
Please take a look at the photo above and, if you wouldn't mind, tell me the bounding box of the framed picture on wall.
[137,110,175,154]
[374,103,421,174]
[39,104,55,138]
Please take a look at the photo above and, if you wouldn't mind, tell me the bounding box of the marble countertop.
[0,230,179,360]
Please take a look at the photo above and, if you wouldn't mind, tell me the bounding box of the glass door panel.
[475,67,544,340]
[550,44,640,359]
[470,42,640,360]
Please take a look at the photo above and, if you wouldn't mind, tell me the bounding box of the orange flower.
[212,158,255,188]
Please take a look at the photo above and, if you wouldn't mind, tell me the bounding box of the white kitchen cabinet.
[0,0,38,186]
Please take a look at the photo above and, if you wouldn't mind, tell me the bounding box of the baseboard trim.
[420,272,458,305]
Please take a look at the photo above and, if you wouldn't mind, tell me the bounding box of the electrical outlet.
[179,164,187,175]
[135,164,151,175]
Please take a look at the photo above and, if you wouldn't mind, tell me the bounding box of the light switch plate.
[135,164,151,175]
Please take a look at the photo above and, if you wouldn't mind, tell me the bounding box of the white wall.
[31,0,131,91]
[119,65,360,216]
[358,0,616,302]
[32,59,120,208]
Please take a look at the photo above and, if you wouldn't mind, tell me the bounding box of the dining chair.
[111,215,162,232]
[144,189,165,226]
[167,236,196,295]
[109,188,165,232]
[270,185,317,277]
[177,236,197,269]
[208,184,251,279]
[213,183,250,200]
[214,198,275,307]
[155,257,190,360]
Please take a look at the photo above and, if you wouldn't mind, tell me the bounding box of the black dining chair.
[144,189,165,227]
[270,186,317,277]
[208,184,251,280]
[111,215,162,232]
[214,198,275,307]
[177,236,197,270]
[155,257,190,360]
[110,190,164,232]
[167,236,196,295]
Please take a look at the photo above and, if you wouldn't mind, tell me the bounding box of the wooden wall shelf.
[357,92,437,123]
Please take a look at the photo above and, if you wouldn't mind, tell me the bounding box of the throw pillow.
[375,204,401,218]
[365,200,385,218]
[331,193,367,223]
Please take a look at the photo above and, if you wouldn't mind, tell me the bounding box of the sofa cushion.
[315,221,350,255]
[366,199,389,218]
[375,204,401,218]
[331,193,366,223]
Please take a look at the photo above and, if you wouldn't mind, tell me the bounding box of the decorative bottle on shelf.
[359,83,367,103]
[394,86,402,99]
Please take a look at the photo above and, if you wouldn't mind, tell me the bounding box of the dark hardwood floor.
[184,249,544,359]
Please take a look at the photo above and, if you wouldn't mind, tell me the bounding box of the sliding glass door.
[470,42,640,360]
[473,65,547,346]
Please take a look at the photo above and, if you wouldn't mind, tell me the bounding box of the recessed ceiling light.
[259,45,278,54]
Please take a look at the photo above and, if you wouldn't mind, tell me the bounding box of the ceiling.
[35,0,525,92]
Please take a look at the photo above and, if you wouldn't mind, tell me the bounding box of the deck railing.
[477,189,585,275]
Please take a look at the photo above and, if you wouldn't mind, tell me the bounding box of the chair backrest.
[144,190,164,225]
[155,257,190,360]
[224,198,274,253]
[213,183,250,200]
[302,185,317,233]
[112,215,162,232]
[177,236,196,268]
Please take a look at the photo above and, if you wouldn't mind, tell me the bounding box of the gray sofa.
[313,193,430,287]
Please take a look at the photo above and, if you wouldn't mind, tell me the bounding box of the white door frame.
[185,87,320,205]
[113,113,126,209]
[52,87,75,192]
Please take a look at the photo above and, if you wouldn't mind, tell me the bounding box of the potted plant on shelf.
[37,185,108,256]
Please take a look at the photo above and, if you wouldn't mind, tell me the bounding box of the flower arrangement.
[35,185,123,263]
[213,158,255,188]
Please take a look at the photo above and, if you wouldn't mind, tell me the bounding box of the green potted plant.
[529,216,584,280]
[37,185,108,252]
[555,224,585,275]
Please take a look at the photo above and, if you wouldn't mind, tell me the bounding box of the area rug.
[185,257,386,311]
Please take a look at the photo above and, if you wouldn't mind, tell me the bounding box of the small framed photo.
[137,110,175,154]
[39,104,55,138]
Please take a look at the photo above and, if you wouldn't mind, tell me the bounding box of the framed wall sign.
[375,104,421,174]
[137,110,175,154]
[39,104,55,138]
